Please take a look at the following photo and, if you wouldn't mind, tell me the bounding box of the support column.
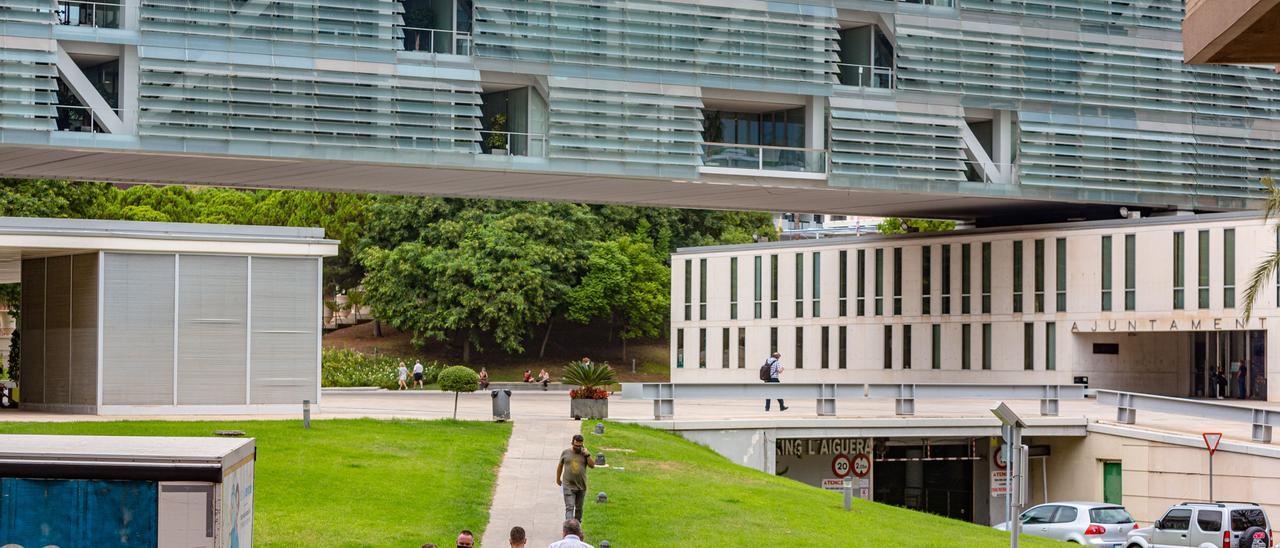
[120,47,139,133]
[804,95,826,151]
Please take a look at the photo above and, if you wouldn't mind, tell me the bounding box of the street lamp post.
[991,402,1027,548]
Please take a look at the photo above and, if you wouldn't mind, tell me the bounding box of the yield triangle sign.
[1203,432,1223,456]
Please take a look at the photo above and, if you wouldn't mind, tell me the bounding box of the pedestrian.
[413,360,425,388]
[555,434,595,524]
[1213,366,1228,399]
[509,526,527,548]
[538,368,551,390]
[580,356,592,367]
[397,361,409,390]
[479,367,490,389]
[1254,374,1267,400]
[548,519,592,548]
[763,352,787,412]
[455,530,474,548]
[1237,363,1250,399]
[523,369,534,383]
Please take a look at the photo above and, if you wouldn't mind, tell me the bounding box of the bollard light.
[596,491,608,504]
[594,422,605,435]
[600,542,611,548]
[595,452,606,466]
[303,399,311,429]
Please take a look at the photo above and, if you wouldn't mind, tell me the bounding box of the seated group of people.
[523,368,551,388]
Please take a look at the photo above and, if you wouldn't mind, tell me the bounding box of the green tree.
[877,217,956,235]
[1244,177,1280,320]
[437,365,479,419]
[567,236,670,360]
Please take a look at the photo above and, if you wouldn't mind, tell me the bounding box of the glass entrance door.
[1191,330,1266,400]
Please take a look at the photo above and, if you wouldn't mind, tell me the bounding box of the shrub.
[438,365,480,419]
[562,361,617,399]
[322,349,439,390]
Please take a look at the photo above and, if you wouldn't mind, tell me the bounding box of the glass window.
[838,326,847,369]
[942,245,952,314]
[961,243,971,314]
[883,325,892,369]
[684,259,692,321]
[1160,509,1192,531]
[1052,506,1078,524]
[1022,506,1058,525]
[962,324,972,370]
[982,323,992,370]
[875,249,884,315]
[730,257,738,320]
[737,327,746,368]
[676,329,684,368]
[812,252,821,317]
[795,253,804,318]
[795,326,804,369]
[1224,229,1236,308]
[1034,239,1045,313]
[839,250,848,316]
[893,247,903,315]
[1230,509,1267,531]
[722,327,730,369]
[699,258,707,320]
[1046,322,1056,371]
[1198,230,1210,309]
[1013,241,1024,313]
[981,242,991,313]
[1055,238,1067,312]
[1101,236,1113,311]
[1024,322,1035,370]
[931,324,941,370]
[922,246,932,315]
[857,249,866,316]
[1196,510,1222,532]
[1173,232,1185,309]
[770,326,777,354]
[1125,234,1136,311]
[903,324,912,369]
[1089,507,1134,525]
[770,254,779,318]
[821,326,830,369]
[754,255,762,319]
[698,328,706,368]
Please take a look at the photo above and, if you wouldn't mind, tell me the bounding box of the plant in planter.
[438,365,479,419]
[562,360,617,419]
[486,113,508,155]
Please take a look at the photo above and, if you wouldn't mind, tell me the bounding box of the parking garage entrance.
[872,438,976,522]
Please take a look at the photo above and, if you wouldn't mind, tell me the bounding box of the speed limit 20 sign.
[832,454,852,478]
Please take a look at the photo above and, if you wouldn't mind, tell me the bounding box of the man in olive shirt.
[555,434,596,522]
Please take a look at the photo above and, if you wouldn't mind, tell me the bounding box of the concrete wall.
[1069,332,1190,395]
[19,254,99,411]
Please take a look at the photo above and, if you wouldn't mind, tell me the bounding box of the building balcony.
[54,0,121,29]
[835,63,894,89]
[701,143,826,177]
[478,130,546,157]
[399,26,473,55]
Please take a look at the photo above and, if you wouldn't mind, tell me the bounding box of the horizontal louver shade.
[548,79,703,173]
[829,99,967,185]
[963,0,1184,32]
[474,0,838,93]
[138,58,482,152]
[0,45,56,131]
[141,0,401,52]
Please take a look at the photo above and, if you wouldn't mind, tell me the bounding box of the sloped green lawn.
[0,419,510,547]
[579,421,1062,547]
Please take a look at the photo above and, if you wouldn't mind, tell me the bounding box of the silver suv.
[1127,502,1272,548]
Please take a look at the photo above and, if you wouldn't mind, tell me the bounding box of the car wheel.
[1238,526,1269,548]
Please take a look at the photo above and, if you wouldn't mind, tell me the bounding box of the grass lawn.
[0,419,511,547]
[580,422,1063,547]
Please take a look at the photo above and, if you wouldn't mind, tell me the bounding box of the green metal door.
[1103,462,1122,505]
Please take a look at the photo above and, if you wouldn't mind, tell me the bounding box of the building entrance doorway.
[1190,330,1267,400]
[873,439,975,522]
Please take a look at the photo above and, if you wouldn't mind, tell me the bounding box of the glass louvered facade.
[1,0,1278,214]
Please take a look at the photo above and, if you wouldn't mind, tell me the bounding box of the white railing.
[54,0,121,28]
[479,130,547,157]
[54,104,118,133]
[702,143,827,173]
[400,27,473,55]
[1097,389,1278,443]
[835,63,895,89]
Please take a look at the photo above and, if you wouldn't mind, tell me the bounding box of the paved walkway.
[481,418,581,548]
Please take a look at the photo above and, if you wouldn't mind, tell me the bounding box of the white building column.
[804,95,826,151]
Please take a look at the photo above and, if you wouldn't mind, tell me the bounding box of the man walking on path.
[764,352,788,412]
[555,434,595,523]
[412,360,425,388]
[548,520,592,548]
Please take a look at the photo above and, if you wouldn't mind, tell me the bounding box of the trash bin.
[491,389,512,422]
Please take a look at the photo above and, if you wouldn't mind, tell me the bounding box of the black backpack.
[759,359,774,381]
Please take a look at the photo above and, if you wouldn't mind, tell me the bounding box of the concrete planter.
[570,398,608,419]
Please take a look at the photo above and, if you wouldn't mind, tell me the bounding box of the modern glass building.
[1,0,1278,219]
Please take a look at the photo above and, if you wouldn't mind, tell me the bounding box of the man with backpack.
[759,352,787,412]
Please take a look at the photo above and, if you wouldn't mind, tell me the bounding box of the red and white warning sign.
[832,454,852,478]
[1203,432,1223,456]
[851,452,872,479]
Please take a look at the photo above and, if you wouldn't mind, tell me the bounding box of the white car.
[995,502,1139,545]
[1125,502,1271,548]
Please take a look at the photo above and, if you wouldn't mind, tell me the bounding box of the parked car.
[994,502,1139,545]
[1126,502,1271,548]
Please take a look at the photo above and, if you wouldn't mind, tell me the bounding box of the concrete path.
[481,418,582,548]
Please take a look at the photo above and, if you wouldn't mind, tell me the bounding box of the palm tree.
[1243,177,1280,321]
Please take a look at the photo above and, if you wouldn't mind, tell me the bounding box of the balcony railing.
[479,130,547,157]
[962,160,1017,184]
[54,104,118,133]
[400,27,473,55]
[835,63,895,89]
[702,143,826,173]
[54,0,121,29]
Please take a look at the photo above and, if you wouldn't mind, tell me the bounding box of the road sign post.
[992,402,1027,548]
[1203,432,1222,501]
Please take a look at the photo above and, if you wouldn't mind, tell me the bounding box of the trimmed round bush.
[438,365,480,419]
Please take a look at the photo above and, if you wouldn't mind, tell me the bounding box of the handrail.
[399,26,473,55]
[702,142,827,173]
[54,0,121,28]
[834,63,895,89]
[54,104,120,133]
[622,382,1085,419]
[1096,389,1278,443]
[478,130,547,157]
